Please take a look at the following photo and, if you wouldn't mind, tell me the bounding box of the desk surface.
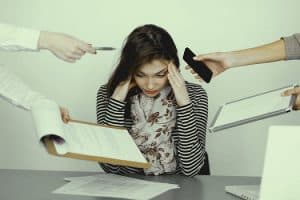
[0,169,260,200]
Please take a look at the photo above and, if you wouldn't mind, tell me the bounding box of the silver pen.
[94,47,116,51]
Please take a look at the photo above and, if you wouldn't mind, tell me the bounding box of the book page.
[31,99,66,146]
[56,122,147,163]
[214,86,293,127]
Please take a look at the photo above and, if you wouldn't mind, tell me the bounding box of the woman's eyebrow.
[136,68,168,75]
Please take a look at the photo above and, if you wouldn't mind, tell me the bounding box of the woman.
[96,24,208,177]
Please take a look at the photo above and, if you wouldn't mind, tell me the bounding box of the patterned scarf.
[130,86,177,175]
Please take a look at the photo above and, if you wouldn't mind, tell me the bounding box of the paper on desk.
[53,173,179,200]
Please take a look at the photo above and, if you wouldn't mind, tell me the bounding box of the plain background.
[0,0,299,176]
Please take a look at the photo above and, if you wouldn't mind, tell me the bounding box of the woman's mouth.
[144,89,158,94]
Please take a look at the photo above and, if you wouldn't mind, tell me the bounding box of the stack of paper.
[53,173,180,200]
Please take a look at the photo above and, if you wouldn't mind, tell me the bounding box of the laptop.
[225,125,300,200]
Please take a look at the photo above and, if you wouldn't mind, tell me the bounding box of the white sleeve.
[0,67,46,110]
[0,23,40,51]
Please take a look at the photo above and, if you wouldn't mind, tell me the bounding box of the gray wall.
[0,0,299,176]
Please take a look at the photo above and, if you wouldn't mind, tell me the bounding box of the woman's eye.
[157,73,166,77]
[135,74,144,77]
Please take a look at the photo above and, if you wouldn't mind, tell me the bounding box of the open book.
[31,99,150,169]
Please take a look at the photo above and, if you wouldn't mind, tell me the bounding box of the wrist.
[177,95,191,107]
[111,94,125,102]
[226,51,241,68]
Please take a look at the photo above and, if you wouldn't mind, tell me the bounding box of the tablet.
[209,84,298,133]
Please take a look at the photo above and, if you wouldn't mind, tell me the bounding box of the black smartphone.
[183,47,212,83]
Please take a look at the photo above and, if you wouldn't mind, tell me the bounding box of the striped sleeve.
[100,163,143,175]
[175,83,208,177]
[96,85,126,127]
[96,85,143,175]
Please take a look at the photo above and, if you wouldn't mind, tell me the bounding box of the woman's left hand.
[167,63,191,106]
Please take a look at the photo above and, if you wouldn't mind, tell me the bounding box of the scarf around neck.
[130,86,177,175]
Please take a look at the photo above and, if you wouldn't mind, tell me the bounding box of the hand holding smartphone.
[183,47,212,83]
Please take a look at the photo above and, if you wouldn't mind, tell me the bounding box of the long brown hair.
[107,24,179,98]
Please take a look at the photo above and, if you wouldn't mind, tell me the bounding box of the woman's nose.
[146,78,154,89]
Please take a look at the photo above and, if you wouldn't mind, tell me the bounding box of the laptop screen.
[260,126,300,200]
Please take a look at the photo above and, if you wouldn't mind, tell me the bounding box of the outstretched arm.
[0,23,96,62]
[186,33,300,81]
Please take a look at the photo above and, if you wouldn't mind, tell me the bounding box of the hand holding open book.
[31,99,150,169]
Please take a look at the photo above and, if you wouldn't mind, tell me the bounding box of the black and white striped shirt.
[96,82,208,177]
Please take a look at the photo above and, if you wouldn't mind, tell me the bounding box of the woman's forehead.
[137,59,169,74]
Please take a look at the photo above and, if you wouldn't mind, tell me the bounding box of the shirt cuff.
[282,34,300,60]
[176,103,194,123]
[0,24,40,51]
[108,98,126,111]
[16,28,40,51]
[176,103,193,114]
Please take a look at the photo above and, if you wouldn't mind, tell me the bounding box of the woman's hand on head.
[111,76,136,102]
[167,63,191,106]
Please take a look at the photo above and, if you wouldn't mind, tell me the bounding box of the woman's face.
[133,59,169,97]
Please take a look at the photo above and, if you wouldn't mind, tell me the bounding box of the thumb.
[79,43,96,54]
[281,87,300,96]
[193,54,205,61]
[193,53,217,61]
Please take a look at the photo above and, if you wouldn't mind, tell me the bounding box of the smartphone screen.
[183,47,212,83]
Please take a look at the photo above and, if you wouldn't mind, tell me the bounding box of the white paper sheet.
[60,122,145,162]
[31,99,149,167]
[53,173,179,200]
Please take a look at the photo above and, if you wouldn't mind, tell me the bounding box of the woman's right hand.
[111,76,136,102]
